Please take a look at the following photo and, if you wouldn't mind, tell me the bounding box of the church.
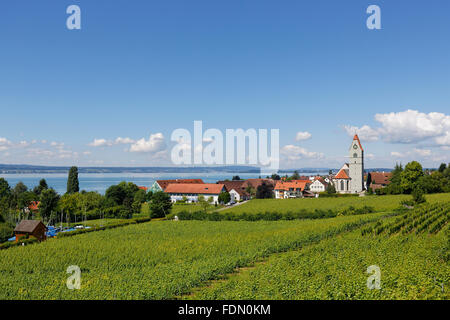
[333,134,365,194]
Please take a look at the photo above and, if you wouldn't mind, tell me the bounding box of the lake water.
[0,173,263,195]
[0,171,329,195]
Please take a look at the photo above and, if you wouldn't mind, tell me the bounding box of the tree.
[105,185,127,206]
[400,161,424,194]
[13,182,28,195]
[412,187,426,204]
[245,185,256,198]
[67,166,80,194]
[256,182,273,199]
[291,171,300,180]
[0,178,11,199]
[218,191,231,204]
[39,189,60,221]
[326,183,336,194]
[133,189,147,204]
[271,174,281,180]
[438,163,447,173]
[198,195,211,213]
[33,179,48,196]
[149,192,172,218]
[366,173,372,190]
[232,176,241,181]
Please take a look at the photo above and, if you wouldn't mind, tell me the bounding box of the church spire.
[353,134,363,151]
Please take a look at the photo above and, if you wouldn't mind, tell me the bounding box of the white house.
[164,183,225,204]
[149,179,204,193]
[273,180,310,199]
[309,178,328,193]
[229,188,250,203]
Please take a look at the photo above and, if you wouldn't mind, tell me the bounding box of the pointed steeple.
[353,134,363,151]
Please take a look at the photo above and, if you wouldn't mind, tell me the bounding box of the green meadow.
[221,193,450,214]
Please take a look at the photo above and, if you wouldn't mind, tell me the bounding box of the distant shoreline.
[0,164,394,174]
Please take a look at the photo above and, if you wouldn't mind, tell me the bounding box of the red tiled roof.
[313,177,328,187]
[353,134,364,151]
[274,180,309,191]
[246,179,275,189]
[217,180,251,193]
[156,179,204,190]
[335,168,350,179]
[164,183,224,195]
[29,201,40,211]
[369,172,392,185]
[138,186,148,191]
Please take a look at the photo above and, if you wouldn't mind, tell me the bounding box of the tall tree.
[438,163,447,173]
[232,176,241,181]
[218,191,231,204]
[256,182,274,199]
[67,166,80,194]
[0,178,11,199]
[400,161,424,194]
[39,189,60,221]
[33,179,49,196]
[13,182,28,195]
[291,170,300,180]
[149,192,172,218]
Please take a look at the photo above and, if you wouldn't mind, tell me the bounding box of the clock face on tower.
[353,144,358,149]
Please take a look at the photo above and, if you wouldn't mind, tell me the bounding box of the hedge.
[167,206,375,221]
[0,217,153,249]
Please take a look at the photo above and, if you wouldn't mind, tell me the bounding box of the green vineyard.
[361,202,450,236]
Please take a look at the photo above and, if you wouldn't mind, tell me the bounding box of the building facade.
[333,135,365,194]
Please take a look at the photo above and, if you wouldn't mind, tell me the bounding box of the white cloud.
[115,137,135,145]
[390,148,432,159]
[129,133,166,153]
[375,109,450,145]
[0,138,12,150]
[281,145,323,161]
[344,110,450,147]
[343,125,379,142]
[295,131,312,141]
[89,139,112,147]
[391,151,404,158]
[412,148,431,157]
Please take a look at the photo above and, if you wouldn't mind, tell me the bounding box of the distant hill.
[0,164,398,174]
[0,164,262,174]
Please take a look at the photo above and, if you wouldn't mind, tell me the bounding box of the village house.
[309,177,328,193]
[216,180,251,202]
[274,180,310,199]
[14,220,47,242]
[149,179,204,193]
[164,183,225,204]
[367,171,392,192]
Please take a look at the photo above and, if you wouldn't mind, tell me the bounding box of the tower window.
[353,153,357,158]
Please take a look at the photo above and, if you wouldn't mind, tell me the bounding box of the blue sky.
[0,0,449,169]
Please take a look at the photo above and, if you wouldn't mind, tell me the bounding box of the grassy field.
[191,227,449,300]
[220,193,450,214]
[0,213,382,299]
[190,202,450,300]
[1,194,448,300]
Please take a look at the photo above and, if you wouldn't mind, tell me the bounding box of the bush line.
[167,205,375,221]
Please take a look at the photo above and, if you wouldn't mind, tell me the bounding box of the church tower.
[349,134,364,193]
